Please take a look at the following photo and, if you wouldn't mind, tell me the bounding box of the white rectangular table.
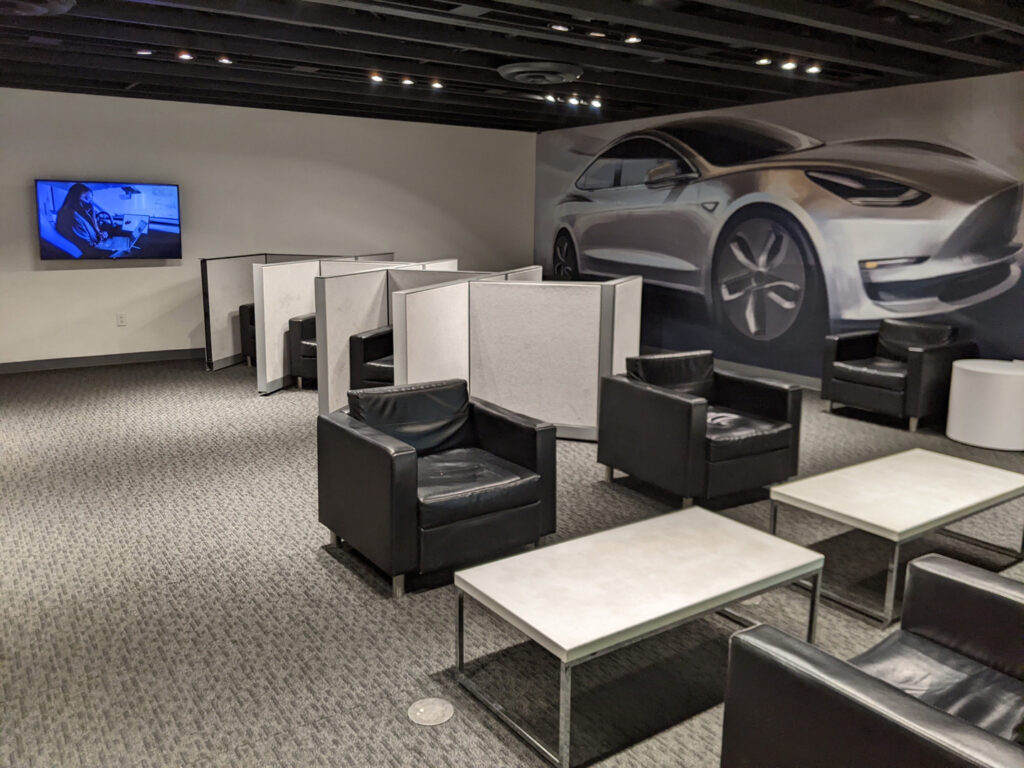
[770,448,1024,625]
[454,508,823,768]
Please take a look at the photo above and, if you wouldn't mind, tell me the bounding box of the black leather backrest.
[626,351,715,399]
[239,303,255,327]
[348,379,472,455]
[878,319,955,361]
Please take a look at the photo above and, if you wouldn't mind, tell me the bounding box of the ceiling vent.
[497,61,583,85]
[0,0,75,14]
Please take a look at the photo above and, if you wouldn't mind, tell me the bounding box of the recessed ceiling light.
[217,55,233,65]
[568,95,580,105]
[590,98,602,108]
[176,51,193,61]
[780,59,798,70]
[136,49,153,56]
[624,34,642,44]
[755,56,772,66]
[805,64,822,74]
[548,23,571,32]
[401,77,414,85]
[587,30,606,38]
[544,94,556,102]
[431,80,444,89]
[370,73,384,82]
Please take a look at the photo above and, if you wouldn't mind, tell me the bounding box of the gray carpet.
[2,360,1022,767]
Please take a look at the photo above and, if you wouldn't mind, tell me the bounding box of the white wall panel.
[395,281,470,386]
[254,260,321,393]
[470,282,603,430]
[610,277,642,374]
[202,254,265,369]
[316,271,390,414]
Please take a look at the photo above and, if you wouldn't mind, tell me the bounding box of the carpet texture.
[2,360,1022,767]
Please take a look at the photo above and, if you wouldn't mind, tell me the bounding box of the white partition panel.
[610,277,643,374]
[503,265,544,281]
[315,270,390,414]
[201,254,266,370]
[421,258,460,271]
[320,260,409,278]
[387,270,481,293]
[470,282,603,436]
[254,260,321,394]
[393,281,471,386]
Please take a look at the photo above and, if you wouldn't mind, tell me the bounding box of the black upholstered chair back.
[877,319,956,361]
[626,350,716,400]
[348,379,473,455]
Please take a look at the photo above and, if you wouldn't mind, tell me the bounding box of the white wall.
[0,87,536,365]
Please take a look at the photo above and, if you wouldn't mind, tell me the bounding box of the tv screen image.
[35,180,182,260]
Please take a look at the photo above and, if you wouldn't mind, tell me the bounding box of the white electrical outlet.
[116,312,128,327]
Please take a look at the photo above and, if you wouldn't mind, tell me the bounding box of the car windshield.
[657,119,821,167]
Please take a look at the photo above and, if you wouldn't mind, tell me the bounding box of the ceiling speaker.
[0,0,75,14]
[497,61,583,85]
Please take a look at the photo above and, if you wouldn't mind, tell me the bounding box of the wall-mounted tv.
[35,180,182,260]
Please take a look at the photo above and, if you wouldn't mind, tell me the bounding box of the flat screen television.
[35,180,182,260]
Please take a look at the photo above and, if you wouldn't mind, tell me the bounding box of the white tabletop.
[454,508,823,663]
[953,359,1024,376]
[771,449,1024,542]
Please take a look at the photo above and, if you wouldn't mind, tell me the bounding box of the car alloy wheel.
[716,217,807,341]
[552,232,579,279]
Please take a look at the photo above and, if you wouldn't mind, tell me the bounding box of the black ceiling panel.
[0,0,1019,131]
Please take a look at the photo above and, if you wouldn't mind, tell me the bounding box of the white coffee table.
[947,359,1024,450]
[770,448,1024,626]
[454,508,823,768]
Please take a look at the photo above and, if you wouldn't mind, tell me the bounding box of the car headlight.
[806,170,930,207]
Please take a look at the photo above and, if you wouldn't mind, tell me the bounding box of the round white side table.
[946,359,1024,450]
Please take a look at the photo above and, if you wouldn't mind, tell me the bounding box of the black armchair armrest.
[720,624,1024,768]
[822,330,879,399]
[902,554,1024,682]
[317,410,418,577]
[714,371,802,475]
[471,398,557,536]
[597,374,707,498]
[905,339,979,418]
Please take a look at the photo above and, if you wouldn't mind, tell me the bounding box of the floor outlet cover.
[408,698,455,726]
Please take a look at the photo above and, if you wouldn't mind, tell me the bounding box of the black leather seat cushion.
[349,379,472,455]
[363,354,394,382]
[300,338,318,358]
[851,629,1024,741]
[418,447,541,528]
[832,357,907,391]
[705,406,791,462]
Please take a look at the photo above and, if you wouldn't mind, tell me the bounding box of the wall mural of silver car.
[552,116,1023,344]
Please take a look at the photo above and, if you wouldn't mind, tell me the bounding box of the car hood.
[720,138,1020,202]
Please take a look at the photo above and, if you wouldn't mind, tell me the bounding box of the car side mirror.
[645,160,696,187]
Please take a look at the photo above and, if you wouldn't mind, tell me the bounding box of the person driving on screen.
[55,183,116,256]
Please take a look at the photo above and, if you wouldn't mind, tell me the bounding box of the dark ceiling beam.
[0,58,581,128]
[107,0,841,96]
[365,0,939,79]
[906,0,1024,36]
[0,16,734,112]
[0,45,638,125]
[682,0,1013,68]
[0,76,549,130]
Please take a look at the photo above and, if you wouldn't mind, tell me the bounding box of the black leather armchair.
[720,554,1024,768]
[288,313,317,388]
[598,351,801,502]
[822,318,978,431]
[318,379,556,597]
[239,303,256,367]
[349,325,394,390]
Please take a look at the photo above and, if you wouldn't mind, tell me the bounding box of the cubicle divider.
[314,264,471,412]
[201,252,395,370]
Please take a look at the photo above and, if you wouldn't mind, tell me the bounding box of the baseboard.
[0,348,204,374]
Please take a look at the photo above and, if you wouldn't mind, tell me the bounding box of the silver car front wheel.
[714,213,815,342]
[552,232,579,280]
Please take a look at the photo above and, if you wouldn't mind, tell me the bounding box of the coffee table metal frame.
[768,496,1024,627]
[455,568,821,768]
